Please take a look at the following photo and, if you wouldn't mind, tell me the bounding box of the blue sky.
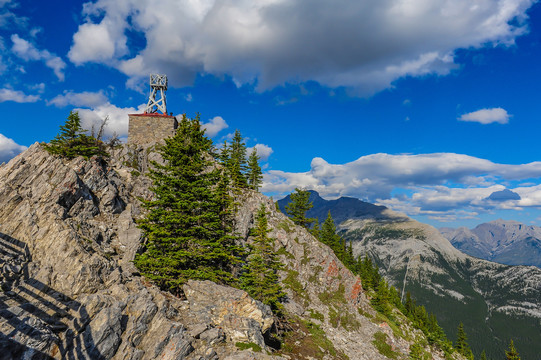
[2,0,541,229]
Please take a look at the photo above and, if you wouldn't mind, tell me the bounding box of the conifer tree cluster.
[135,116,284,314]
[218,129,263,191]
[43,110,108,159]
[240,204,286,314]
[134,114,243,295]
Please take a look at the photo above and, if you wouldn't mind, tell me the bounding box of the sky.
[2,0,541,229]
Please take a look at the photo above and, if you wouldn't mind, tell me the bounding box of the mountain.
[0,144,456,359]
[440,220,541,267]
[277,190,401,225]
[283,192,541,360]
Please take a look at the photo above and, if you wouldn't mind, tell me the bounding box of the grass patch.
[358,307,374,319]
[283,270,305,299]
[329,307,339,328]
[235,342,262,352]
[309,309,325,322]
[276,247,294,259]
[301,243,311,265]
[318,284,346,305]
[278,220,292,233]
[279,317,349,360]
[340,313,361,331]
[308,265,323,284]
[372,331,399,359]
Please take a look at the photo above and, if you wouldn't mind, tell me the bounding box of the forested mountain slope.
[282,192,541,359]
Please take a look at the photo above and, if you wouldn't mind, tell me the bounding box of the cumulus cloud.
[248,144,273,161]
[459,107,510,124]
[0,88,39,103]
[68,0,534,95]
[0,133,26,163]
[48,90,109,108]
[201,116,228,137]
[11,34,66,80]
[76,102,146,138]
[262,152,541,219]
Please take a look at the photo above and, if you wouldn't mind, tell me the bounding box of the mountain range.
[440,220,541,267]
[279,191,541,360]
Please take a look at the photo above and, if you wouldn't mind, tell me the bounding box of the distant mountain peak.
[441,219,541,268]
[277,190,403,225]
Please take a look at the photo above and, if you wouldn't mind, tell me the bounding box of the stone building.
[127,113,178,145]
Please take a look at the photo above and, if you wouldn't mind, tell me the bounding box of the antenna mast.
[144,74,168,114]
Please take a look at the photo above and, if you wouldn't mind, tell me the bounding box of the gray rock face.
[441,219,541,267]
[0,144,452,359]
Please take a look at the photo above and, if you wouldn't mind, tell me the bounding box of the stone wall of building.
[128,114,178,145]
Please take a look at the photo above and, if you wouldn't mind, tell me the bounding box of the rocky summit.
[0,144,455,359]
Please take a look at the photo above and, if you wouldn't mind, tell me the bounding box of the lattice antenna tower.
[144,74,168,114]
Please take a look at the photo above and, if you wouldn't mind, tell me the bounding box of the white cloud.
[11,34,66,80]
[459,107,510,124]
[68,21,126,64]
[248,143,274,161]
[262,152,541,218]
[68,0,534,95]
[201,116,228,137]
[0,88,39,103]
[48,90,109,108]
[0,133,26,163]
[76,102,146,138]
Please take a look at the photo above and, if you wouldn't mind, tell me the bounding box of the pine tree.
[43,110,107,159]
[455,322,474,360]
[320,211,340,249]
[371,278,391,316]
[310,218,320,238]
[505,339,520,360]
[480,350,487,360]
[229,129,248,188]
[246,148,263,191]
[134,114,242,295]
[285,188,314,228]
[240,204,286,314]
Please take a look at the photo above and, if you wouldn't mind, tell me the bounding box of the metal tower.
[144,74,168,114]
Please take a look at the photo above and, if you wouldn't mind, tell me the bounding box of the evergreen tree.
[43,110,107,159]
[217,140,230,164]
[359,257,375,290]
[409,341,429,360]
[480,350,487,360]
[320,211,339,248]
[310,218,320,238]
[240,204,286,314]
[229,129,248,188]
[285,188,314,228]
[246,148,263,191]
[371,278,394,317]
[505,339,520,360]
[134,114,242,295]
[455,322,474,360]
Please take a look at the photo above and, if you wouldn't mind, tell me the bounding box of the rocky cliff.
[0,144,454,359]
